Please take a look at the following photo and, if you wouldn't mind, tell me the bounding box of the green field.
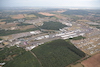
[0,46,41,67]
[39,21,67,30]
[0,28,38,36]
[32,39,85,67]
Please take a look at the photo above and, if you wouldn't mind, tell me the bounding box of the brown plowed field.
[81,53,100,67]
[39,12,66,19]
[38,12,55,16]
[11,14,25,19]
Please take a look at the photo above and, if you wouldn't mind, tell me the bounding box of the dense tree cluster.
[32,39,85,67]
[0,46,26,62]
[17,23,32,26]
[0,46,41,67]
[40,21,67,30]
[3,51,41,67]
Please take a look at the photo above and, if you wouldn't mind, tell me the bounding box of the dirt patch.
[11,14,25,19]
[0,22,6,25]
[19,25,35,30]
[38,12,55,16]
[81,53,100,67]
[0,23,18,29]
[39,12,66,19]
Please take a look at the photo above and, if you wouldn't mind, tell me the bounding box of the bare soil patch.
[19,25,35,30]
[38,12,55,16]
[81,53,100,67]
[0,22,6,25]
[0,23,18,29]
[11,14,25,19]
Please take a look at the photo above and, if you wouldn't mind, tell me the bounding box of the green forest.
[3,52,41,67]
[17,23,32,26]
[0,46,41,67]
[40,21,67,30]
[0,46,26,63]
[32,39,85,67]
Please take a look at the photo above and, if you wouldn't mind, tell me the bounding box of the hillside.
[62,10,90,15]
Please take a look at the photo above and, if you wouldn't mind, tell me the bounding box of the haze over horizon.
[0,0,100,9]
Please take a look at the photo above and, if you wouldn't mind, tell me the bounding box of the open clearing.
[0,23,18,29]
[38,12,55,16]
[10,14,25,19]
[0,22,6,25]
[39,12,66,19]
[19,25,36,30]
[81,53,100,67]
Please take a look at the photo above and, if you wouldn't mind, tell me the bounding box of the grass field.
[32,39,85,67]
[24,14,36,18]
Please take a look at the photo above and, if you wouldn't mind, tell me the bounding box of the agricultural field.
[24,14,36,18]
[39,12,66,19]
[0,27,38,36]
[28,12,48,18]
[10,14,25,19]
[81,53,100,67]
[32,39,85,67]
[38,12,55,16]
[0,22,6,25]
[19,25,36,30]
[0,23,18,29]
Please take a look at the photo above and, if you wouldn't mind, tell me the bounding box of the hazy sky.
[0,0,100,8]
